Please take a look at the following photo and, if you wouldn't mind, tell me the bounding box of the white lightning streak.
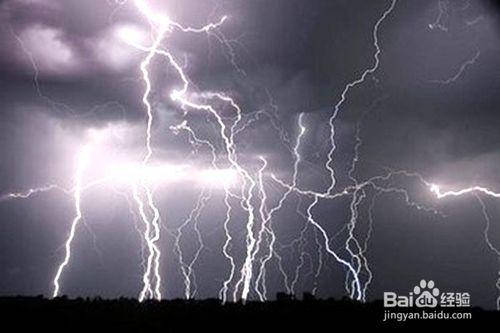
[251,156,270,301]
[475,195,500,311]
[430,49,480,84]
[305,196,362,299]
[132,184,154,300]
[174,188,211,299]
[134,23,167,300]
[325,0,397,195]
[219,185,235,303]
[304,1,397,297]
[128,0,227,301]
[1,184,67,200]
[430,184,500,199]
[250,114,306,298]
[425,178,500,310]
[52,146,91,297]
[429,0,449,31]
[128,0,263,302]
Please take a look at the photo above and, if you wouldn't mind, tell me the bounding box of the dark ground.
[0,293,498,330]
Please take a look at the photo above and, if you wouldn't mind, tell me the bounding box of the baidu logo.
[384,279,470,308]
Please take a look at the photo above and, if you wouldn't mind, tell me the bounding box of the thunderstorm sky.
[0,0,500,308]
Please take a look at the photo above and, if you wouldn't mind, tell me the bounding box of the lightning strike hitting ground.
[475,195,500,311]
[52,146,91,297]
[296,0,399,301]
[174,188,212,299]
[250,114,323,298]
[125,0,263,302]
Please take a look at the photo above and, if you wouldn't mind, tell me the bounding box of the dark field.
[0,294,498,330]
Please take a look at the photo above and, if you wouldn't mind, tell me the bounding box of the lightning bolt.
[252,156,272,301]
[252,114,306,298]
[430,49,480,84]
[219,183,235,304]
[1,184,67,201]
[173,187,211,299]
[271,163,446,300]
[430,184,500,199]
[425,181,500,310]
[111,0,227,301]
[52,145,91,297]
[125,0,264,302]
[299,0,396,297]
[325,0,397,195]
[429,0,450,32]
[475,195,500,311]
[264,0,399,301]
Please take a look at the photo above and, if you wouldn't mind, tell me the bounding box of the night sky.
[0,0,500,309]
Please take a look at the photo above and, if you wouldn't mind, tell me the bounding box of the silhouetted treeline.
[0,293,497,330]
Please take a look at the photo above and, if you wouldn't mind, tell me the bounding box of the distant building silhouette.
[276,292,295,301]
[303,292,316,301]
